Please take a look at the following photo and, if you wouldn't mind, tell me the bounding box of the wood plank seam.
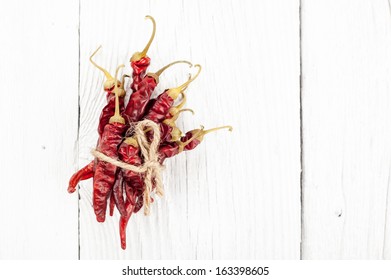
[77,0,81,261]
[299,0,304,260]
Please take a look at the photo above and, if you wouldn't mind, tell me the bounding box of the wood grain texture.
[301,0,391,259]
[0,0,79,259]
[78,0,301,259]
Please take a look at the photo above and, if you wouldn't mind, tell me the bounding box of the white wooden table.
[0,0,390,260]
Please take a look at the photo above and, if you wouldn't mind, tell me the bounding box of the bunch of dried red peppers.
[68,16,232,250]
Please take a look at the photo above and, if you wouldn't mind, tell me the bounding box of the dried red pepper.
[144,65,201,123]
[124,60,191,123]
[116,137,144,249]
[68,161,94,193]
[159,108,194,142]
[92,65,127,222]
[158,126,233,162]
[68,49,127,194]
[89,46,127,136]
[68,15,232,251]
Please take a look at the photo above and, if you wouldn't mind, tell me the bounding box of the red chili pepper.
[130,57,151,92]
[67,50,127,196]
[164,92,187,119]
[113,137,142,218]
[120,188,137,250]
[144,65,201,123]
[89,46,127,136]
[158,125,233,162]
[124,61,191,123]
[116,137,145,249]
[68,161,94,193]
[93,65,127,222]
[160,108,194,142]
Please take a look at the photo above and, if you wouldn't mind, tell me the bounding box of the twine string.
[91,119,164,216]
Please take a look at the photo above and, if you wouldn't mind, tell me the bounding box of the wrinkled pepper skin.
[158,123,173,142]
[120,187,137,250]
[131,57,151,92]
[158,142,179,163]
[112,170,126,217]
[145,122,172,143]
[109,191,115,216]
[158,132,201,162]
[98,93,125,136]
[141,98,157,119]
[93,122,127,222]
[68,160,94,193]
[123,76,157,122]
[117,140,144,249]
[144,91,175,123]
[181,132,201,151]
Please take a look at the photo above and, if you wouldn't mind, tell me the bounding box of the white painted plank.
[301,0,391,259]
[0,0,79,258]
[79,0,300,259]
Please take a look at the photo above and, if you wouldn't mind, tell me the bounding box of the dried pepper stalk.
[130,15,155,92]
[144,65,202,123]
[68,15,232,250]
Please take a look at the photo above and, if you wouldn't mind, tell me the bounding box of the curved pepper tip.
[130,15,156,62]
[67,186,76,194]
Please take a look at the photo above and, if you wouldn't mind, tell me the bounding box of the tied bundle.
[91,119,164,216]
[68,16,232,250]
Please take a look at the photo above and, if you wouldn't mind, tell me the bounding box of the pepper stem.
[168,92,187,116]
[109,64,126,124]
[115,74,129,97]
[147,61,192,84]
[168,64,202,99]
[197,125,233,142]
[89,46,113,80]
[163,108,194,126]
[203,125,233,134]
[155,60,192,77]
[130,15,156,62]
[121,74,130,87]
[170,127,183,142]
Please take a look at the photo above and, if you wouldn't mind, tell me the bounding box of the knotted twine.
[91,119,164,216]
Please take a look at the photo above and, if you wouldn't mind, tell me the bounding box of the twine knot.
[91,119,164,216]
